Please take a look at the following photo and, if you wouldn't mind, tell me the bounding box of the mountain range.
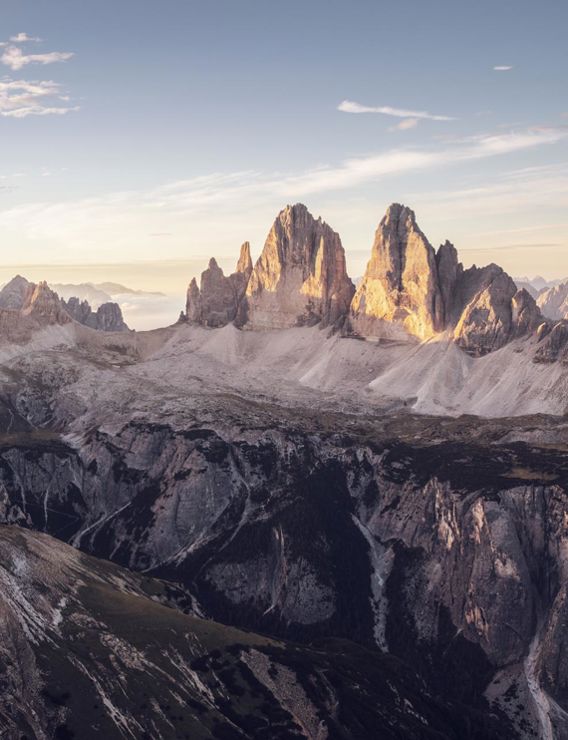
[1,203,567,738]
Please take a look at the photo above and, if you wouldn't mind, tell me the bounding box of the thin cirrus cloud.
[1,45,74,71]
[338,99,455,121]
[0,79,79,118]
[0,126,564,259]
[493,65,513,71]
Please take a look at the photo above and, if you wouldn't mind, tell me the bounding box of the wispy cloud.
[0,79,79,118]
[10,33,41,43]
[410,163,568,226]
[0,126,564,260]
[493,65,513,71]
[389,118,419,132]
[338,100,455,121]
[1,45,74,71]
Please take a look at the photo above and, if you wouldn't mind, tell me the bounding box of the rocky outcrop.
[348,205,544,354]
[185,243,253,328]
[534,320,568,363]
[180,203,550,356]
[537,280,568,320]
[21,281,71,325]
[245,204,355,329]
[350,204,444,339]
[0,275,128,332]
[436,240,462,318]
[63,296,129,332]
[0,275,35,310]
[452,267,542,356]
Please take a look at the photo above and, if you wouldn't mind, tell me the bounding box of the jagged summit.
[537,280,568,320]
[20,281,71,324]
[185,244,252,327]
[181,201,551,357]
[244,203,355,329]
[348,203,543,354]
[0,275,129,333]
[350,203,444,340]
[236,241,253,277]
[63,297,129,332]
[0,274,35,311]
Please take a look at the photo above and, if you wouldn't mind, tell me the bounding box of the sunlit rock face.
[348,204,543,354]
[244,203,355,329]
[185,243,252,328]
[349,204,444,340]
[181,201,548,356]
[537,280,568,320]
[21,281,71,325]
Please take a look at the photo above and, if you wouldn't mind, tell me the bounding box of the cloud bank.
[0,79,78,118]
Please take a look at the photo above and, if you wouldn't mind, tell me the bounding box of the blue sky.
[0,0,567,291]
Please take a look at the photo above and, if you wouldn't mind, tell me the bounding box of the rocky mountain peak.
[449,266,543,355]
[185,245,255,328]
[0,274,35,310]
[349,203,444,340]
[179,202,550,357]
[208,257,221,271]
[235,241,253,278]
[21,281,71,324]
[63,296,129,332]
[245,203,354,329]
[537,280,568,321]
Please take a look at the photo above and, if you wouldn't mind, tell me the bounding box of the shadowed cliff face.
[4,525,511,740]
[1,401,568,737]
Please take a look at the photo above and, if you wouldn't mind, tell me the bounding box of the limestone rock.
[186,245,253,328]
[534,320,568,363]
[63,297,129,332]
[235,241,253,279]
[451,267,542,356]
[348,205,544,354]
[349,204,444,340]
[21,281,71,325]
[537,281,568,320]
[245,204,354,329]
[185,278,201,323]
[511,288,542,337]
[0,275,35,310]
[436,240,462,322]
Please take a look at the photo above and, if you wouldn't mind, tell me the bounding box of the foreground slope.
[0,525,511,739]
[0,324,568,736]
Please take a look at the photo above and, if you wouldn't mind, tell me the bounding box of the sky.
[0,0,567,308]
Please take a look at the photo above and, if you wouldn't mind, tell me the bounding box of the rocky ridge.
[537,280,568,321]
[0,275,129,334]
[63,296,129,332]
[349,204,543,354]
[186,243,253,327]
[183,203,547,357]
